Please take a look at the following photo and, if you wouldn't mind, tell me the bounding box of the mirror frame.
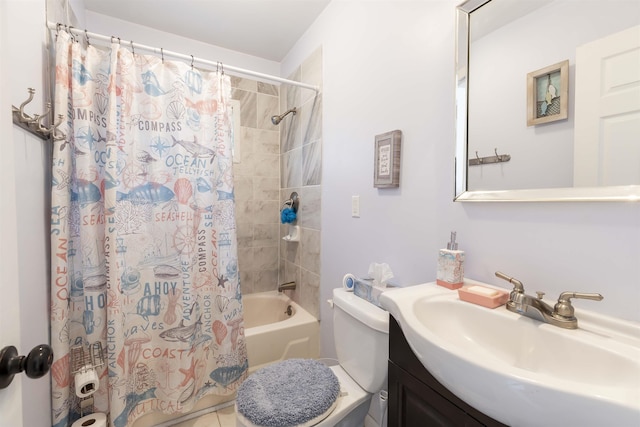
[454,0,640,202]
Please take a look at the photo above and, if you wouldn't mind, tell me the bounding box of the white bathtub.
[244,291,320,373]
[134,291,319,427]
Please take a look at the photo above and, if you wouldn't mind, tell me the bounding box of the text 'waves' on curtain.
[50,30,246,427]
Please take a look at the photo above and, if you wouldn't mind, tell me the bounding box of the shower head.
[271,107,297,125]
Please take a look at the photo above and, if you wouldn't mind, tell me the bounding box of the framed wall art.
[527,59,569,126]
[373,130,402,188]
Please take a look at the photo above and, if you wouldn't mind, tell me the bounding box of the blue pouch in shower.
[280,207,297,224]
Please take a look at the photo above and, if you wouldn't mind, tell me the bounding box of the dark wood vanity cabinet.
[388,316,507,427]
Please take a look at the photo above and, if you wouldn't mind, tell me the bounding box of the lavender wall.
[3,3,637,425]
[281,0,640,359]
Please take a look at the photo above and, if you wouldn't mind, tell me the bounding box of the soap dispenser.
[436,231,465,289]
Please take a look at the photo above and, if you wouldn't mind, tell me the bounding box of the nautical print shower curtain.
[50,31,247,427]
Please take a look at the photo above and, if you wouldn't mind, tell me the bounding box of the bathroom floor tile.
[173,412,221,427]
[217,405,237,426]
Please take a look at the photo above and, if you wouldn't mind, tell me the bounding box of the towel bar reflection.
[468,148,511,166]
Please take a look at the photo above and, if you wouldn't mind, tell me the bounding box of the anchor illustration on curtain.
[50,31,247,427]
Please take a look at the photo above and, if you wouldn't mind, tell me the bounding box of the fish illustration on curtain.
[50,31,247,427]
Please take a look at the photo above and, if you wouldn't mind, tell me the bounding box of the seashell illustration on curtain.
[50,30,247,427]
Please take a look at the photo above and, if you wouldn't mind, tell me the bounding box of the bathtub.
[134,291,319,427]
[244,291,320,373]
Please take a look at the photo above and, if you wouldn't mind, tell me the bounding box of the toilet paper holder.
[71,341,105,376]
[71,342,105,416]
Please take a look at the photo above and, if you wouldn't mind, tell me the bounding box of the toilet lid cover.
[236,359,340,427]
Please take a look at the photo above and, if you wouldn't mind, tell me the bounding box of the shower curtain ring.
[131,41,135,54]
[161,48,164,63]
[191,55,194,70]
[84,29,90,45]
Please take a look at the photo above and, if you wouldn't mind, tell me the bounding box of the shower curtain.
[50,31,247,427]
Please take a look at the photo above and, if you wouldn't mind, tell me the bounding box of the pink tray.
[458,286,509,309]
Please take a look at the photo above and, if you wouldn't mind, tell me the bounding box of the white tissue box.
[353,278,393,309]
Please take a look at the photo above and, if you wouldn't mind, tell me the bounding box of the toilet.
[236,287,390,427]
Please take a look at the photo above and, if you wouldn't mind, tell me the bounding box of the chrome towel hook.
[15,88,35,123]
[11,88,67,141]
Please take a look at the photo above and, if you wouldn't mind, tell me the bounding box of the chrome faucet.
[278,281,296,292]
[495,271,603,329]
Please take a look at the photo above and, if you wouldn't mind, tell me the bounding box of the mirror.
[455,0,640,202]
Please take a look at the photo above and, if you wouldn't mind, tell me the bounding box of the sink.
[380,280,640,427]
[415,296,639,388]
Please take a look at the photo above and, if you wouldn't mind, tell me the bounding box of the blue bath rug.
[236,358,340,427]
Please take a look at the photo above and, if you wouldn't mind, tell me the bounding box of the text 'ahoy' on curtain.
[50,30,247,427]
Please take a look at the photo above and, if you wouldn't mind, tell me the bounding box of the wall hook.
[468,148,511,166]
[15,88,35,123]
[11,88,67,141]
[36,102,52,134]
[52,114,66,141]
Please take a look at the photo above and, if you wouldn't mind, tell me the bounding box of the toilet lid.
[236,359,340,427]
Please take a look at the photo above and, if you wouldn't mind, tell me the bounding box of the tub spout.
[278,281,296,292]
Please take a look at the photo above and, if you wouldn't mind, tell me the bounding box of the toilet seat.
[236,363,371,427]
[237,399,338,427]
[314,366,371,427]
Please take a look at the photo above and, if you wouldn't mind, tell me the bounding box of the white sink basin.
[380,280,640,427]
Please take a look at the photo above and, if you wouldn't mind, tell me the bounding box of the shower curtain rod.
[46,22,320,93]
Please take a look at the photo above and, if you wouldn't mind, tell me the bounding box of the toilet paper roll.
[342,274,356,291]
[71,412,107,427]
[75,368,99,399]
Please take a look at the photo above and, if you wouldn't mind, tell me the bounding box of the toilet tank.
[332,288,389,393]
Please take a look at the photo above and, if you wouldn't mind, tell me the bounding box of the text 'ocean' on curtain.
[50,30,247,427]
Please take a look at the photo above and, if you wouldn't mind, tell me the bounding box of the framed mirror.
[454,0,640,202]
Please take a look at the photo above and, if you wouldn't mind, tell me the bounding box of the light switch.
[351,195,360,218]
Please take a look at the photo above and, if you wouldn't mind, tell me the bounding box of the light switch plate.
[352,195,360,218]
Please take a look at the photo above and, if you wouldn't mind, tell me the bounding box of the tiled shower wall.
[279,48,323,319]
[231,76,282,295]
[231,47,322,320]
